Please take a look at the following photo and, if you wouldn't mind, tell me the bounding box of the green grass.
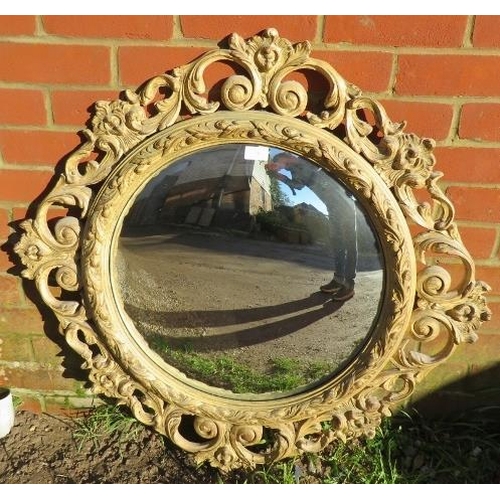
[73,404,142,452]
[12,394,23,410]
[149,338,334,393]
[244,409,500,484]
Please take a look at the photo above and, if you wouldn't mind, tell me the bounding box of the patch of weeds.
[73,404,143,452]
[245,409,500,484]
[318,421,402,484]
[74,383,89,398]
[251,460,301,484]
[12,394,24,410]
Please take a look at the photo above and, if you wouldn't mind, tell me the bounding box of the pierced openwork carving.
[15,29,490,471]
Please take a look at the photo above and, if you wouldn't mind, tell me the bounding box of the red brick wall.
[0,15,498,413]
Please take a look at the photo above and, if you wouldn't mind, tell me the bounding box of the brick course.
[118,46,208,86]
[0,16,37,36]
[459,103,500,142]
[381,100,454,140]
[0,168,57,201]
[447,186,500,223]
[396,54,500,97]
[51,90,120,126]
[323,15,467,47]
[42,15,174,40]
[180,15,318,41]
[0,43,110,85]
[436,147,500,184]
[313,50,393,93]
[473,16,500,48]
[0,89,47,126]
[0,131,80,167]
[0,209,10,239]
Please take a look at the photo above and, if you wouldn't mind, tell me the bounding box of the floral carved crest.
[14,29,491,471]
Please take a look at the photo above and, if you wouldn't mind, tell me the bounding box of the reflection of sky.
[269,147,328,216]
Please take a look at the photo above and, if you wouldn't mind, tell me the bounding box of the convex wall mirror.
[15,29,491,470]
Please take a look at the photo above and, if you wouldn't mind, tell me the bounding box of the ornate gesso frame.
[15,29,490,470]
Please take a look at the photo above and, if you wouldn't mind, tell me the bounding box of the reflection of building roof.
[176,158,253,183]
[168,146,255,182]
[128,145,274,230]
[153,146,271,197]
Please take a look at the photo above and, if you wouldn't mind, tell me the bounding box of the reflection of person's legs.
[304,174,358,301]
[320,195,358,300]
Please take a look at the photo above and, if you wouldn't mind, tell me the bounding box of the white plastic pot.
[0,388,15,439]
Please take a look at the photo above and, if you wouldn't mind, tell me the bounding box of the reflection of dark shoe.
[331,285,355,302]
[320,279,343,294]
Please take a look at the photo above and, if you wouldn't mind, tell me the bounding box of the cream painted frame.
[14,29,490,470]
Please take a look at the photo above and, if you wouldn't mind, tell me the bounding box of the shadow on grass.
[237,406,500,484]
[238,365,500,484]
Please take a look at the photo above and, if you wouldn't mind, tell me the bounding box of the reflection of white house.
[125,145,272,229]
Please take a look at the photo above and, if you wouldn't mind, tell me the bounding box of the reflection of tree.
[258,177,304,242]
[255,203,329,246]
[270,176,290,207]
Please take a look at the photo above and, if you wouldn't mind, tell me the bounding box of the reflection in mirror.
[117,145,384,395]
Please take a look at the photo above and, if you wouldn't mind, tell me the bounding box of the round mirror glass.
[116,144,384,395]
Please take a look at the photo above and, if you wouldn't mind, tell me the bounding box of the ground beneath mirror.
[1,406,499,484]
[0,409,230,484]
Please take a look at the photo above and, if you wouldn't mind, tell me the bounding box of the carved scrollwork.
[14,29,490,471]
